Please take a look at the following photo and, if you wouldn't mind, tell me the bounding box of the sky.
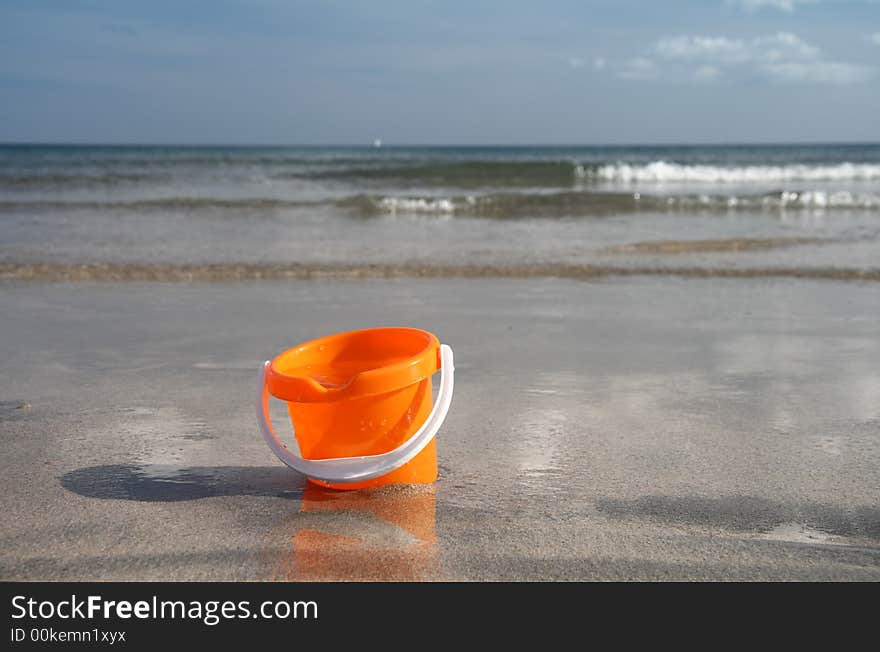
[1,0,878,144]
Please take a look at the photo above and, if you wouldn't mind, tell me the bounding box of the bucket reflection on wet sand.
[277,484,438,581]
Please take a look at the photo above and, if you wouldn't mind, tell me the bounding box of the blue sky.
[1,0,878,144]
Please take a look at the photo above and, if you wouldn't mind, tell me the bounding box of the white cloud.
[758,32,820,60]
[733,0,815,11]
[567,56,608,72]
[871,32,880,46]
[614,31,871,84]
[762,61,872,83]
[733,0,879,12]
[657,36,749,62]
[656,32,819,64]
[618,57,658,80]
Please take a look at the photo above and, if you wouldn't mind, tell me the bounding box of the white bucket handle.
[256,344,454,483]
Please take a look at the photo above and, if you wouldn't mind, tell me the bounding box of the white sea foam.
[773,190,880,208]
[699,190,880,208]
[377,196,469,213]
[366,188,880,217]
[583,160,880,183]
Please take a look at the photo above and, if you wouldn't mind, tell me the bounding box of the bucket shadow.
[61,464,306,502]
[62,464,440,580]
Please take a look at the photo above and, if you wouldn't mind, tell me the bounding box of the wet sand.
[1,277,878,580]
[603,236,824,254]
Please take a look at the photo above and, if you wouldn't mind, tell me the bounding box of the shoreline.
[3,262,880,282]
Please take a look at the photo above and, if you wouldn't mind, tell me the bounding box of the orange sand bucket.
[256,328,454,489]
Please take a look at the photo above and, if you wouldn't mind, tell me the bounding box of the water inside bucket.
[299,356,417,390]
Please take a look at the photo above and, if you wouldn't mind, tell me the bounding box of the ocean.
[1,143,879,277]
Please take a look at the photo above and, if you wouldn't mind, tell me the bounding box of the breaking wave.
[342,189,880,218]
[3,189,878,218]
[582,161,880,183]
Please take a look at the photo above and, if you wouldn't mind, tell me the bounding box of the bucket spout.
[265,366,349,402]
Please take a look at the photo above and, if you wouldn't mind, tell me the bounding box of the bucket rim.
[266,326,441,403]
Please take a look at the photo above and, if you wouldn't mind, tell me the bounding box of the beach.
[1,277,878,580]
[1,144,879,580]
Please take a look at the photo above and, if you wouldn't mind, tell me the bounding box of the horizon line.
[2,140,880,148]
